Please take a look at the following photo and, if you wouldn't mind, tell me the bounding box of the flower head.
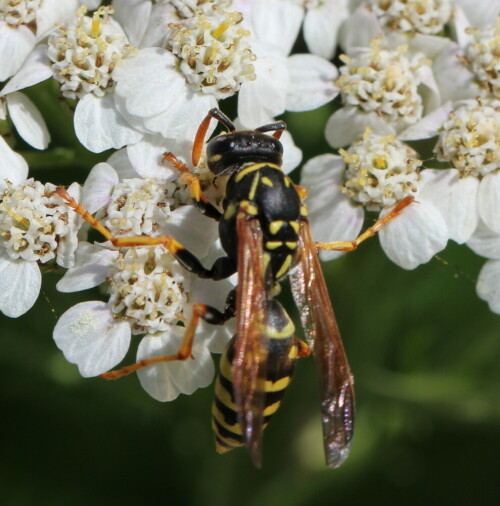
[464,18,500,99]
[0,179,81,267]
[48,5,136,100]
[435,99,500,178]
[369,0,452,36]
[167,9,256,99]
[340,129,421,211]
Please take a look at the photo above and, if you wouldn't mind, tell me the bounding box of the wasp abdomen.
[212,301,297,453]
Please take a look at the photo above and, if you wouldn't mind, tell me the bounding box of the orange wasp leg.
[297,338,312,358]
[101,303,208,380]
[162,151,210,204]
[315,196,415,253]
[54,186,187,252]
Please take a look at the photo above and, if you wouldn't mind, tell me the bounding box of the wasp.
[56,109,413,467]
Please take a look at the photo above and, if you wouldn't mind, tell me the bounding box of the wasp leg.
[163,152,222,221]
[295,185,307,202]
[297,338,312,358]
[315,196,415,253]
[54,187,236,280]
[101,291,237,380]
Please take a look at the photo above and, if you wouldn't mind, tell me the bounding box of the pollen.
[342,129,421,211]
[336,38,428,130]
[167,8,256,99]
[47,5,137,100]
[434,99,500,178]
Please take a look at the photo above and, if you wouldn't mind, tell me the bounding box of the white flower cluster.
[0,0,500,405]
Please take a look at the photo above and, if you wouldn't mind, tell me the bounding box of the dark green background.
[1,86,499,506]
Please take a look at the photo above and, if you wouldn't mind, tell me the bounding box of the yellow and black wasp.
[56,108,413,468]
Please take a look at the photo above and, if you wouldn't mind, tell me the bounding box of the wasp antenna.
[255,120,287,139]
[192,108,236,166]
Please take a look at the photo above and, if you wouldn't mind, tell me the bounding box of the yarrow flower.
[325,38,440,147]
[368,0,452,36]
[464,18,500,99]
[167,10,256,100]
[301,129,455,269]
[52,160,231,401]
[113,6,256,142]
[0,0,78,81]
[434,98,500,235]
[0,137,82,317]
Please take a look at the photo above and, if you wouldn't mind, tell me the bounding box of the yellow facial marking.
[209,153,222,163]
[261,176,273,187]
[269,220,284,235]
[284,177,291,187]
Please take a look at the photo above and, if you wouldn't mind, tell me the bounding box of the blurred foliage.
[1,76,500,506]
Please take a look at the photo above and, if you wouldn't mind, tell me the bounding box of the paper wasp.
[56,108,413,467]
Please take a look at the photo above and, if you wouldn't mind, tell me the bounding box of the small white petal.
[399,102,454,141]
[467,220,500,260]
[141,91,217,142]
[6,92,50,149]
[285,54,338,112]
[433,44,479,102]
[301,153,345,187]
[0,135,28,189]
[301,154,364,261]
[163,206,219,259]
[113,48,185,117]
[325,108,394,148]
[56,243,118,292]
[478,174,500,234]
[280,130,302,174]
[137,328,215,401]
[112,0,151,47]
[476,260,500,314]
[53,301,131,377]
[238,42,288,127]
[304,1,347,59]
[0,252,41,317]
[379,200,448,269]
[0,23,35,81]
[453,0,499,31]
[0,44,51,96]
[74,94,143,153]
[419,169,479,243]
[106,148,138,179]
[82,162,119,213]
[339,6,381,52]
[126,135,178,179]
[251,0,303,55]
[36,0,78,39]
[190,275,235,353]
[309,193,364,262]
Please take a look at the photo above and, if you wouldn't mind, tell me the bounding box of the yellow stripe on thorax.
[234,162,281,182]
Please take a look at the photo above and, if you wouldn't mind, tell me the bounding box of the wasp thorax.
[206,131,283,175]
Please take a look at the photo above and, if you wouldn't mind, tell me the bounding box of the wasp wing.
[232,214,270,467]
[289,220,355,468]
